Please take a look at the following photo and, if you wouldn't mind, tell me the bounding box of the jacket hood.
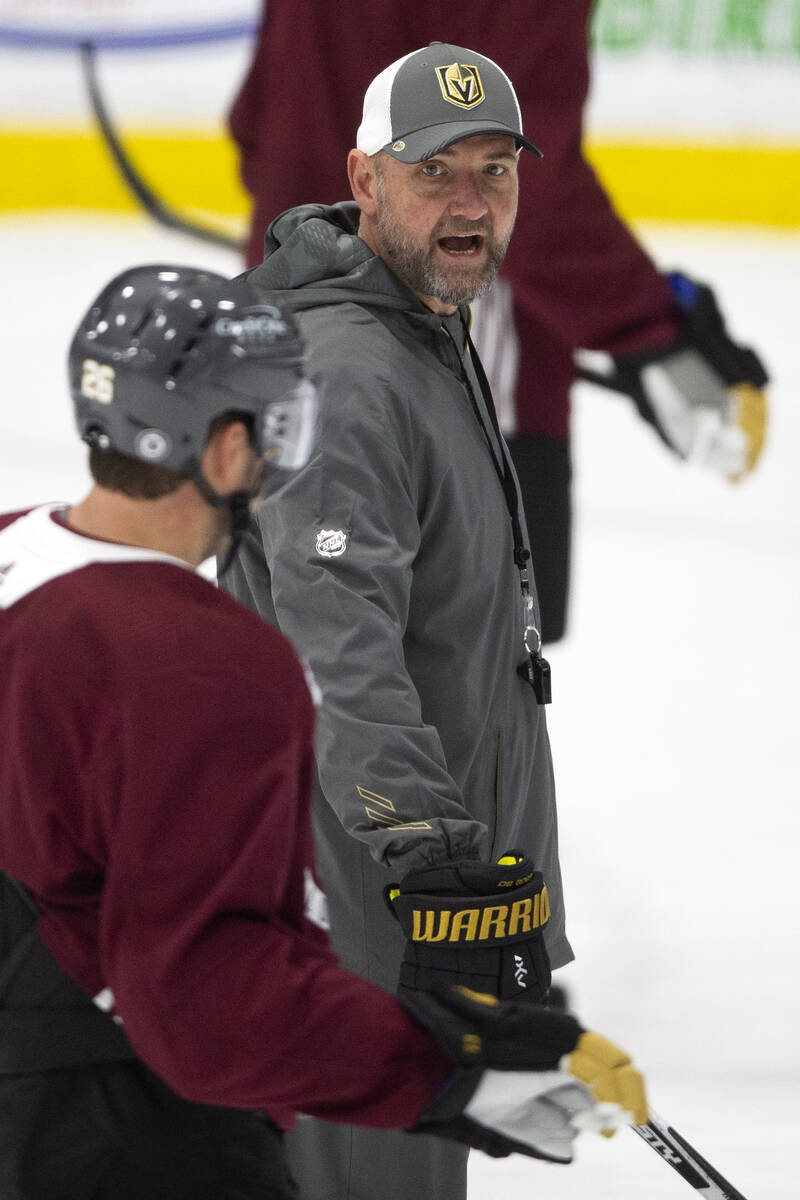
[244,202,443,329]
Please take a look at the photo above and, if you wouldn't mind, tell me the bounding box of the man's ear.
[202,420,253,493]
[348,149,379,217]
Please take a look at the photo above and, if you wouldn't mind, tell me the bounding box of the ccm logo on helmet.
[214,311,288,341]
[411,887,550,944]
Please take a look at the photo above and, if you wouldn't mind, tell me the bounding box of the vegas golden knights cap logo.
[435,62,485,109]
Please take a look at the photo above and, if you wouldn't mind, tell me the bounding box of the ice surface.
[1,213,798,1198]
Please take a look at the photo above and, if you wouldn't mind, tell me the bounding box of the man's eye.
[486,164,506,176]
[421,163,443,177]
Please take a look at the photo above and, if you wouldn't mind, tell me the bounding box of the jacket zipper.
[490,729,503,860]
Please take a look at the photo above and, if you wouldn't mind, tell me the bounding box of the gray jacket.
[227,202,572,970]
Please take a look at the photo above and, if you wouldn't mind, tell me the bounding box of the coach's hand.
[387,850,551,1002]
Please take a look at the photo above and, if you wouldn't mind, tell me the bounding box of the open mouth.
[437,234,485,256]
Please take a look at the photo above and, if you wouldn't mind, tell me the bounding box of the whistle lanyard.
[455,314,551,704]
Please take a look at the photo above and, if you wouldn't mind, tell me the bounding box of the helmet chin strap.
[189,467,259,578]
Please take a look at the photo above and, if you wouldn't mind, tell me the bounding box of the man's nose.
[447,175,489,220]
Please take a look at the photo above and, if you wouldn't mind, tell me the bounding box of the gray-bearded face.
[375,170,512,306]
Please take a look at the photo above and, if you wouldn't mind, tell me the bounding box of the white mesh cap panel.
[356,50,417,155]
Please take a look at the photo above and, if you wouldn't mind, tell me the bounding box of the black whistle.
[532,652,552,705]
[518,653,552,705]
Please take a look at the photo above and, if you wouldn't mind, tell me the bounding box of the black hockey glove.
[577,271,768,480]
[387,851,551,1003]
[405,985,649,1163]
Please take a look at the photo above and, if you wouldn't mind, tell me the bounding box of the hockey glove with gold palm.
[578,271,768,481]
[387,851,551,1003]
[407,985,648,1163]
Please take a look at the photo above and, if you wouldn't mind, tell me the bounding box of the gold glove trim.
[453,986,500,1008]
[566,1030,649,1129]
[452,986,499,1056]
[730,382,767,480]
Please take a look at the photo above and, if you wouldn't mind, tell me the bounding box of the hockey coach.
[223,42,585,1200]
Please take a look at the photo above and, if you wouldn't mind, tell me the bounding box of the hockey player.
[0,265,646,1200]
[229,0,769,641]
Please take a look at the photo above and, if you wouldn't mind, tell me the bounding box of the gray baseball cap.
[356,42,542,163]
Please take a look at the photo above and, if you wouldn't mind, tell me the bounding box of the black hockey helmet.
[69,264,316,477]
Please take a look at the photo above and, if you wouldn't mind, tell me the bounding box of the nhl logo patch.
[435,63,485,109]
[316,528,348,557]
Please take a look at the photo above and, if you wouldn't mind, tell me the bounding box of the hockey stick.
[79,40,244,253]
[575,363,627,394]
[633,1112,750,1199]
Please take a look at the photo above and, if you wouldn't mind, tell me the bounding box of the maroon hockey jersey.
[0,506,451,1129]
[229,0,680,438]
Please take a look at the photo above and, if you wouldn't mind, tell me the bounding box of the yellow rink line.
[1,129,799,228]
[0,128,250,239]
[585,141,800,228]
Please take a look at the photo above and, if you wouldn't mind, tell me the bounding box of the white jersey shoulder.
[303,867,330,932]
[0,504,190,610]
